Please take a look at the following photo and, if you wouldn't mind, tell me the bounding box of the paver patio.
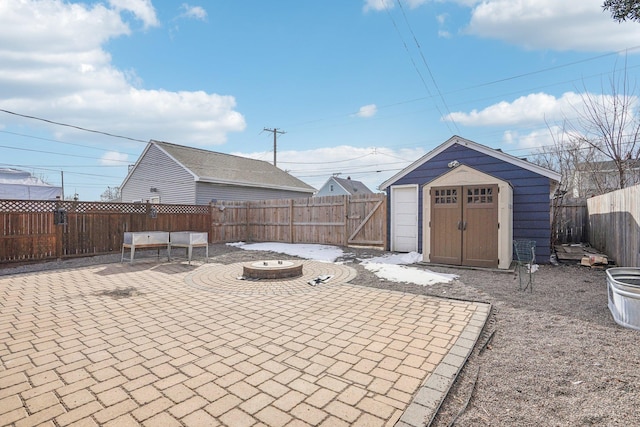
[0,259,489,426]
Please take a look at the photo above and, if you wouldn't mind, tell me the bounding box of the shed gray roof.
[332,176,373,195]
[151,140,315,193]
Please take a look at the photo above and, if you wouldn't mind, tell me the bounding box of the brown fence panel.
[0,210,57,262]
[213,194,386,247]
[292,196,347,246]
[1,195,387,266]
[247,199,293,243]
[347,194,387,247]
[210,201,248,243]
[0,200,58,262]
[552,198,588,244]
[0,200,212,264]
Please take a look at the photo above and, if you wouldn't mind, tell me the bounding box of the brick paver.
[0,259,489,426]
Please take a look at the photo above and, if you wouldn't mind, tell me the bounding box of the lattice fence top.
[0,199,210,214]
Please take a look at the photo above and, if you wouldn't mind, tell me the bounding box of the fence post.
[289,199,294,244]
[344,196,349,247]
[245,201,251,242]
[209,202,213,243]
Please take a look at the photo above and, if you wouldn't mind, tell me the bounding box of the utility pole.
[263,127,286,167]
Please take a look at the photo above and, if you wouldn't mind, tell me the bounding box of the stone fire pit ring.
[243,260,303,280]
[185,260,357,295]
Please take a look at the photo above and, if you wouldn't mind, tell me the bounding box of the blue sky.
[1,0,640,201]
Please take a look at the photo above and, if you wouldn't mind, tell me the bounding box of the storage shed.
[379,136,561,269]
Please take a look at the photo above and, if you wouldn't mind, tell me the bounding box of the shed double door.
[430,185,498,268]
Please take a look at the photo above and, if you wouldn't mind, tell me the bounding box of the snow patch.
[228,242,458,287]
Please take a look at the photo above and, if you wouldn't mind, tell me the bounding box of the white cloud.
[363,0,394,12]
[0,0,245,146]
[237,145,426,192]
[444,92,585,126]
[100,151,129,166]
[364,0,640,52]
[108,0,159,29]
[179,3,207,21]
[355,104,378,118]
[502,129,558,150]
[465,0,640,51]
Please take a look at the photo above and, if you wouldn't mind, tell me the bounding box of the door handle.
[457,220,462,230]
[462,221,467,230]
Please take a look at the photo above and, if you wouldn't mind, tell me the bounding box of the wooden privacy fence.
[587,184,640,267]
[211,194,386,247]
[552,198,589,244]
[0,199,210,264]
[0,194,387,265]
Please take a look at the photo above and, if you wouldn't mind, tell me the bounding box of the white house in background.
[120,140,316,204]
[570,159,640,198]
[315,176,373,197]
[0,168,62,200]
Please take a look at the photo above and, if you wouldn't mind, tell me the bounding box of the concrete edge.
[396,302,492,427]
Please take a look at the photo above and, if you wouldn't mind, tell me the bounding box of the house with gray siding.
[120,140,315,204]
[379,136,561,269]
[315,176,373,197]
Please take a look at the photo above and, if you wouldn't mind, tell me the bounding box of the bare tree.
[531,123,599,247]
[562,62,640,196]
[100,186,121,202]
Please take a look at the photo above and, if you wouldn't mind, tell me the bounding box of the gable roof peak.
[378,135,561,190]
[122,139,315,193]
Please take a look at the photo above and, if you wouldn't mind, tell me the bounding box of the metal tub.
[123,231,170,247]
[121,231,170,263]
[170,232,208,264]
[606,267,640,331]
[170,231,208,247]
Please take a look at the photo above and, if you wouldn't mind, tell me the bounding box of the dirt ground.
[2,244,639,426]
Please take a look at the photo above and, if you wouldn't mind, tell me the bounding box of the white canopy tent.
[0,168,62,200]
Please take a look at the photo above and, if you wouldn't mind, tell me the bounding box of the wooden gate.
[430,185,498,268]
[347,195,386,247]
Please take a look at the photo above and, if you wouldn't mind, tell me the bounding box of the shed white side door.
[391,185,418,252]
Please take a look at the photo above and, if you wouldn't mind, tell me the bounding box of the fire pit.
[243,260,303,280]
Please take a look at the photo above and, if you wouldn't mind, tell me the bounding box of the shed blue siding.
[386,143,554,261]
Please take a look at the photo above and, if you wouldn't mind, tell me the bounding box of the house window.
[330,184,334,192]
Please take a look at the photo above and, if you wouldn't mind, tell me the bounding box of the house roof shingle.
[332,176,373,195]
[152,140,315,193]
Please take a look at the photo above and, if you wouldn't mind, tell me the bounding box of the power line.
[382,2,457,135]
[395,0,459,133]
[0,108,148,143]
